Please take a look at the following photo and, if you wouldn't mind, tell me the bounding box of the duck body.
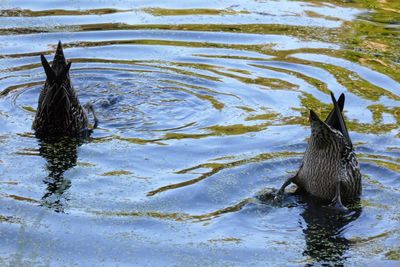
[33,41,96,137]
[276,93,361,209]
[294,112,361,200]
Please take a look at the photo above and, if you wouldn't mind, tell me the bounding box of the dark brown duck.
[33,41,97,137]
[276,93,361,210]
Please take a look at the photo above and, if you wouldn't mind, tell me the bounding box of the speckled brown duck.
[33,41,98,137]
[275,92,361,210]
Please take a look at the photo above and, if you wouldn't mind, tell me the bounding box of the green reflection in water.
[148,151,300,196]
[95,198,250,223]
[143,8,250,16]
[0,0,399,266]
[0,8,130,17]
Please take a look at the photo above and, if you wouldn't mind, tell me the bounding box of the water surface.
[0,0,399,266]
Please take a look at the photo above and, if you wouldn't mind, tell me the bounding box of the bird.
[275,92,361,210]
[33,41,98,137]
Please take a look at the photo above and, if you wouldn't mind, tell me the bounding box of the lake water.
[0,0,399,266]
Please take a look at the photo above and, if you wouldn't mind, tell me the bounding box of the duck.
[275,92,361,210]
[33,41,98,137]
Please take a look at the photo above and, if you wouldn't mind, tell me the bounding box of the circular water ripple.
[0,1,399,266]
[3,40,399,140]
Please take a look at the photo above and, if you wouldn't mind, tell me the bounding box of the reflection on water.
[38,137,84,213]
[258,190,362,266]
[299,195,362,266]
[0,0,399,265]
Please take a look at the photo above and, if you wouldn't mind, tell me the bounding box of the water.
[0,0,399,266]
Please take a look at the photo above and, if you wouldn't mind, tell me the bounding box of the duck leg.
[330,181,347,211]
[84,103,98,129]
[274,175,296,202]
[329,165,348,211]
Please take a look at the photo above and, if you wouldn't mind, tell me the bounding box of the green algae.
[143,8,250,16]
[385,249,400,261]
[0,8,130,17]
[148,151,301,196]
[100,170,133,176]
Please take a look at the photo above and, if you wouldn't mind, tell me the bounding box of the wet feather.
[33,41,95,137]
[277,92,361,206]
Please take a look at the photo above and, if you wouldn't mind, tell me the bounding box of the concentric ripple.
[0,0,399,266]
